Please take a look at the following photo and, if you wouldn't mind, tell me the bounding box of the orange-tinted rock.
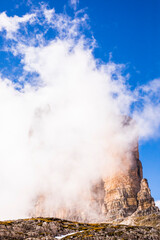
[102,156,143,220]
[137,179,155,211]
[134,178,159,216]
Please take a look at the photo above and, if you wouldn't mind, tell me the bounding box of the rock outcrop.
[102,166,158,221]
[0,217,160,239]
[101,148,158,220]
[134,178,158,216]
[103,160,142,220]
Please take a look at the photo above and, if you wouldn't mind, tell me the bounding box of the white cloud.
[155,200,160,209]
[0,12,35,39]
[43,8,55,23]
[70,0,79,10]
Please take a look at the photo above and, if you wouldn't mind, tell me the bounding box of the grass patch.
[0,220,13,225]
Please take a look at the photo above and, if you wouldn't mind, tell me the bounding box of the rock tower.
[100,117,158,221]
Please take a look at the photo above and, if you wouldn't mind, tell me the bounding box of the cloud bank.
[0,6,159,221]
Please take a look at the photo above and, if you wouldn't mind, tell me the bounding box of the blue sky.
[1,0,159,84]
[0,0,160,206]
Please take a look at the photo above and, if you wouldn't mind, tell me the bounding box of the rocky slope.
[0,217,160,239]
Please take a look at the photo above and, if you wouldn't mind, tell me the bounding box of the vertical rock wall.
[102,145,157,220]
[102,153,143,220]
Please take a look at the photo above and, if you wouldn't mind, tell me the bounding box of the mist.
[0,6,160,221]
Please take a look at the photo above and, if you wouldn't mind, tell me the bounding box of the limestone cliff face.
[137,179,155,211]
[102,144,142,220]
[103,167,142,219]
[134,178,158,216]
[101,146,158,220]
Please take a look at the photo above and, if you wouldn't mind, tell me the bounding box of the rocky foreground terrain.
[0,215,160,239]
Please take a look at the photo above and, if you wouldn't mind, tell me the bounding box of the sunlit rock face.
[102,160,159,221]
[102,146,143,220]
[135,178,158,216]
[137,178,155,211]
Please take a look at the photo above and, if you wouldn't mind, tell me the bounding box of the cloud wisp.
[155,201,160,209]
[70,0,79,10]
[0,12,35,39]
[0,6,159,221]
